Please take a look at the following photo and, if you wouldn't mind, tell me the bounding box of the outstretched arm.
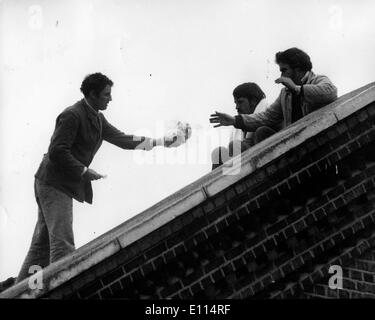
[101,115,156,150]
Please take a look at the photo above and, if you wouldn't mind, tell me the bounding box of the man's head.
[80,73,113,111]
[233,82,265,115]
[275,48,312,85]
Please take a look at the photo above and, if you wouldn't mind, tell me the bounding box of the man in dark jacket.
[17,73,178,282]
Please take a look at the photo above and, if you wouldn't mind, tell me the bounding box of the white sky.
[1,0,375,280]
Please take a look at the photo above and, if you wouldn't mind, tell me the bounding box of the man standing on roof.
[16,73,184,283]
[210,47,338,137]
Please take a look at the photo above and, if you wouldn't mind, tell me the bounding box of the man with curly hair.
[16,73,177,282]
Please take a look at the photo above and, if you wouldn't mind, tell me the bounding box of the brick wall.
[38,99,375,299]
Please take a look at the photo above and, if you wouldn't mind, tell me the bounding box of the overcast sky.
[1,0,375,280]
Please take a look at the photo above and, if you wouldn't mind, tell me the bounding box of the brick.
[267,188,280,200]
[131,269,142,282]
[284,226,295,238]
[233,257,246,270]
[207,207,228,223]
[271,269,283,282]
[193,232,206,245]
[281,263,293,275]
[215,219,228,232]
[204,225,218,238]
[163,250,175,263]
[253,245,265,258]
[262,275,273,288]
[100,287,112,299]
[266,220,287,235]
[145,243,167,260]
[297,170,310,184]
[322,204,333,215]
[222,263,235,276]
[120,275,132,289]
[211,269,224,283]
[174,243,186,256]
[191,207,205,219]
[203,201,215,214]
[363,272,374,283]
[257,194,269,207]
[307,165,320,177]
[292,256,304,270]
[358,133,370,146]
[333,197,345,209]
[344,278,356,290]
[327,185,345,200]
[152,256,164,269]
[79,280,104,298]
[213,195,227,209]
[338,147,350,159]
[229,193,250,211]
[347,140,360,153]
[226,213,237,226]
[101,267,125,285]
[141,262,153,276]
[236,207,249,219]
[342,228,353,239]
[204,256,225,273]
[304,214,315,226]
[350,269,363,281]
[123,255,146,273]
[234,182,248,195]
[225,188,237,201]
[252,281,263,294]
[110,282,122,295]
[293,219,307,233]
[352,221,363,233]
[247,200,259,212]
[277,182,290,195]
[286,208,304,224]
[274,232,286,245]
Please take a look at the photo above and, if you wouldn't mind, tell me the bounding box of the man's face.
[278,62,298,82]
[235,97,256,115]
[90,84,112,110]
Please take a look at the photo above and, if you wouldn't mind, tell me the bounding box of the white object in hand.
[164,121,192,147]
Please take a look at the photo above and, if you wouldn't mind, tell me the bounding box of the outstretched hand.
[85,168,106,181]
[209,111,235,128]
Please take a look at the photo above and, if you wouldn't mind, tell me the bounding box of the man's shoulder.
[59,100,86,118]
[308,73,333,84]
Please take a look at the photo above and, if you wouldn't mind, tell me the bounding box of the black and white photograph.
[1,0,375,311]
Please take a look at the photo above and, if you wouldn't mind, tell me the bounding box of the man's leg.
[228,139,252,157]
[254,126,276,144]
[16,181,50,283]
[211,146,230,170]
[35,179,75,264]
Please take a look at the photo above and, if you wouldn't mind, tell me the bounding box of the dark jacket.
[35,99,151,204]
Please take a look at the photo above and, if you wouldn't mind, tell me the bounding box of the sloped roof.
[2,81,375,299]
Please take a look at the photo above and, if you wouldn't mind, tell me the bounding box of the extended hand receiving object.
[163,121,192,148]
[209,111,235,128]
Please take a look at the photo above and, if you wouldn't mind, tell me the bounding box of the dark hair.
[233,82,265,104]
[275,47,312,72]
[80,73,113,97]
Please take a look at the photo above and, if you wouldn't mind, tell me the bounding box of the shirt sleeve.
[101,115,154,150]
[48,110,86,180]
[303,75,338,107]
[234,93,283,131]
